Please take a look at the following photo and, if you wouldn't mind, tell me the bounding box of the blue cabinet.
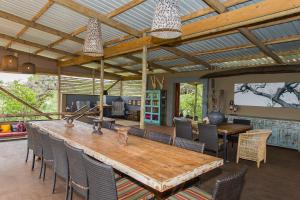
[227,115,300,150]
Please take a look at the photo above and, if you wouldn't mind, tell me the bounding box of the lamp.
[1,55,18,71]
[19,62,36,74]
[151,0,182,39]
[83,18,103,57]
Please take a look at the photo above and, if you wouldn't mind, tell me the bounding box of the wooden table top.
[86,116,116,122]
[31,120,223,193]
[217,123,252,135]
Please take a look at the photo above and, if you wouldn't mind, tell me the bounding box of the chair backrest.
[198,123,219,152]
[147,131,172,145]
[128,127,145,138]
[212,166,248,200]
[32,127,43,157]
[174,119,193,140]
[40,131,53,161]
[65,143,88,190]
[24,122,34,149]
[83,154,118,200]
[49,135,69,179]
[102,121,112,129]
[174,137,205,153]
[233,119,251,125]
[110,123,123,131]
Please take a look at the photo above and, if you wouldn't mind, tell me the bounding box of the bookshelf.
[144,90,167,125]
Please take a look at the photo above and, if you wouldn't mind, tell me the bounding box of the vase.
[208,110,225,125]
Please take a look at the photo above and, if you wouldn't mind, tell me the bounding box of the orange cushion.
[0,124,11,133]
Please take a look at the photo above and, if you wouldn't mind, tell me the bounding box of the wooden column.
[140,43,147,129]
[193,84,198,120]
[120,80,123,96]
[92,69,95,95]
[57,66,62,118]
[99,58,104,121]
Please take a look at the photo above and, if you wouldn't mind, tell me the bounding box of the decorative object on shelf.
[151,75,157,89]
[156,76,165,90]
[208,109,225,125]
[151,0,182,39]
[229,100,239,112]
[1,54,18,71]
[83,17,103,57]
[65,117,74,128]
[116,127,129,145]
[19,62,36,74]
[92,119,102,134]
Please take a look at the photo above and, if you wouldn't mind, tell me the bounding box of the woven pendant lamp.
[1,55,18,71]
[151,0,182,39]
[83,18,103,57]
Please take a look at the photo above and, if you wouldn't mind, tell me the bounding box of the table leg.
[223,133,228,162]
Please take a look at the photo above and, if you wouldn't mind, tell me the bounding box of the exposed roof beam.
[0,32,74,56]
[161,46,213,69]
[0,10,83,44]
[53,0,142,37]
[107,0,145,18]
[238,27,284,64]
[5,0,54,49]
[124,55,176,73]
[59,0,300,67]
[104,62,142,75]
[203,0,227,13]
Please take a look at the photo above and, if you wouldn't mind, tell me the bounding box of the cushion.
[116,178,154,200]
[0,132,27,138]
[167,187,212,200]
[0,124,11,133]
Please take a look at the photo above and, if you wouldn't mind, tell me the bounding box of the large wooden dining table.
[31,120,223,198]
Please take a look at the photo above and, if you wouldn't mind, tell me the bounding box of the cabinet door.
[278,128,298,150]
[267,127,278,146]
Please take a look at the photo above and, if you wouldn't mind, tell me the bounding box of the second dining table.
[31,120,223,199]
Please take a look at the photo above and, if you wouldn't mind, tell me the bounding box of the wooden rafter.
[59,0,300,67]
[161,46,213,69]
[104,62,142,75]
[5,0,55,49]
[203,0,228,13]
[0,10,83,44]
[53,0,142,37]
[107,0,145,18]
[106,80,120,91]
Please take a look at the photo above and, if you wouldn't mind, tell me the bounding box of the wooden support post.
[140,42,147,129]
[194,84,198,120]
[120,81,123,96]
[92,69,95,95]
[57,67,62,118]
[99,58,105,121]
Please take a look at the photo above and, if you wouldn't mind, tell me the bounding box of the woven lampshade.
[19,62,36,74]
[83,18,103,57]
[1,55,18,71]
[151,0,182,39]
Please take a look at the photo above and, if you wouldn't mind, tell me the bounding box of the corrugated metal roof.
[0,38,9,47]
[252,20,300,41]
[37,3,88,34]
[54,40,82,54]
[148,49,175,60]
[213,57,274,68]
[106,57,134,65]
[0,18,24,36]
[37,50,63,59]
[124,64,141,71]
[155,58,192,67]
[177,33,250,53]
[182,12,217,25]
[268,41,300,53]
[10,42,39,53]
[173,65,206,72]
[198,47,263,62]
[20,28,60,46]
[281,54,300,63]
[227,0,263,11]
[73,0,131,15]
[0,0,49,20]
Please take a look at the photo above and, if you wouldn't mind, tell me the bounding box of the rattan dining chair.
[83,154,154,200]
[174,137,205,153]
[49,135,70,200]
[167,166,248,200]
[230,119,252,147]
[102,121,112,129]
[40,131,53,181]
[128,127,145,138]
[65,143,88,200]
[24,122,34,163]
[147,131,172,145]
[174,118,193,140]
[31,126,43,177]
[237,130,271,168]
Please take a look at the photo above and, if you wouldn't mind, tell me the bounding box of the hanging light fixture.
[1,54,18,71]
[83,18,103,57]
[151,0,182,39]
[19,62,36,74]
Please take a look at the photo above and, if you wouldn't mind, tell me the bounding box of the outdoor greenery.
[0,74,58,122]
[180,83,203,120]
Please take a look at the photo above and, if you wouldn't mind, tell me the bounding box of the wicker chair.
[236,130,271,168]
[31,127,43,177]
[65,143,88,200]
[174,137,205,153]
[40,131,53,181]
[49,135,70,200]
[174,118,193,140]
[24,122,34,163]
[167,166,248,200]
[83,154,154,200]
[128,127,145,138]
[147,131,172,145]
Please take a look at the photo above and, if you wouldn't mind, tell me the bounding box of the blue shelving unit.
[144,90,166,125]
